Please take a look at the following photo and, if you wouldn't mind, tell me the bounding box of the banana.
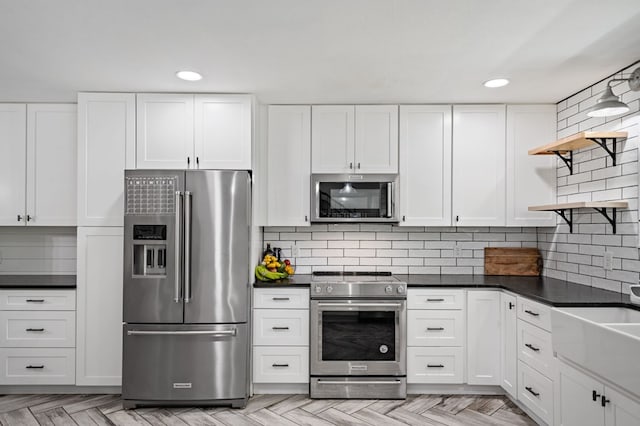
[255,265,287,281]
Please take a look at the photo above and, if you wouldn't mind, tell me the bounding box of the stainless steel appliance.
[122,170,250,409]
[310,272,407,399]
[311,174,399,222]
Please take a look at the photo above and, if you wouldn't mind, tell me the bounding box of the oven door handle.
[317,379,403,385]
[316,302,403,308]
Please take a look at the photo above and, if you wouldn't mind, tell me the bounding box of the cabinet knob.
[187,157,191,167]
[196,157,200,168]
[402,215,406,222]
[349,162,353,169]
[601,395,610,407]
[509,302,515,310]
[304,215,308,222]
[592,390,601,402]
[26,215,32,222]
[357,162,361,169]
[455,215,459,222]
[17,214,22,222]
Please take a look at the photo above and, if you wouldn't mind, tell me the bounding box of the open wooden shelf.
[528,131,628,175]
[528,201,628,234]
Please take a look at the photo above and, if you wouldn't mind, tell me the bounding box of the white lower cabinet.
[466,290,501,385]
[517,318,554,375]
[407,310,464,347]
[0,311,75,348]
[519,360,554,424]
[252,288,309,386]
[407,347,463,384]
[557,360,640,426]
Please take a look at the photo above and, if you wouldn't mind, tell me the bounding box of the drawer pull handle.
[272,326,290,330]
[525,386,540,397]
[26,365,44,369]
[593,390,601,402]
[427,364,444,368]
[601,395,610,407]
[524,310,539,317]
[272,363,289,368]
[525,343,540,352]
[272,297,290,301]
[26,328,45,332]
[427,327,445,331]
[426,298,445,302]
[26,299,45,303]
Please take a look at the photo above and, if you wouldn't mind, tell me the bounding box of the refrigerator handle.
[184,191,192,303]
[174,191,183,303]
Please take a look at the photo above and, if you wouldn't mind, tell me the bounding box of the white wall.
[0,227,76,274]
[539,61,640,294]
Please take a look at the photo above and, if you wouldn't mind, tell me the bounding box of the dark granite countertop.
[254,274,636,309]
[0,275,77,289]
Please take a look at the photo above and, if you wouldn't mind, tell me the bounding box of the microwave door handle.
[315,181,320,221]
[387,182,393,218]
[184,191,192,303]
[174,191,182,303]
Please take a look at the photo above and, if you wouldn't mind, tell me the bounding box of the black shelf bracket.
[553,209,573,233]
[587,137,618,166]
[593,207,618,234]
[553,151,574,175]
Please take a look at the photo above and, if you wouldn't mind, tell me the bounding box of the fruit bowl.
[255,254,295,282]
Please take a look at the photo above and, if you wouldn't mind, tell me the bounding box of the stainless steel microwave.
[311,174,399,222]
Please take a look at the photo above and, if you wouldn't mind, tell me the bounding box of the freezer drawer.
[122,323,248,403]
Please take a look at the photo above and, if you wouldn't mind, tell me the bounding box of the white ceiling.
[1,0,640,104]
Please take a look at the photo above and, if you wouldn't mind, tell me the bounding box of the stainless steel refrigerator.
[122,170,250,409]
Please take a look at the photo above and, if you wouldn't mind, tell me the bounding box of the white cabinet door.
[501,292,518,398]
[136,94,194,169]
[0,104,26,226]
[194,94,252,170]
[354,105,398,173]
[606,386,640,426]
[267,106,311,227]
[452,105,506,226]
[557,361,604,426]
[311,105,355,173]
[26,104,77,226]
[399,105,452,226]
[77,93,135,227]
[76,227,123,386]
[467,290,501,385]
[506,105,556,226]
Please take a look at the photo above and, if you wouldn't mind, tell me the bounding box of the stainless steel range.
[310,272,407,399]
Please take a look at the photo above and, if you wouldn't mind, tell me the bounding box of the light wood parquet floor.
[0,393,538,425]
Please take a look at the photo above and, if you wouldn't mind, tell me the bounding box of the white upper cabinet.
[311,105,398,174]
[136,94,194,169]
[311,105,355,173]
[137,93,252,170]
[452,105,506,226]
[194,94,252,170]
[26,104,77,226]
[399,105,452,226]
[506,105,556,226]
[0,104,27,226]
[267,106,311,226]
[355,105,398,173]
[77,93,136,227]
[467,290,501,385]
[0,104,76,227]
[500,292,518,398]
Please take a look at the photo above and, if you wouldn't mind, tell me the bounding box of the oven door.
[311,174,398,222]
[310,299,406,376]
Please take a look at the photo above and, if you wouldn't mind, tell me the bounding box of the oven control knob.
[397,286,405,294]
[315,285,322,294]
[379,344,389,354]
[326,286,333,293]
[385,285,393,294]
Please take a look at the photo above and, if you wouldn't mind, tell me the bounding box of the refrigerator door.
[184,170,250,324]
[123,170,185,324]
[122,323,248,403]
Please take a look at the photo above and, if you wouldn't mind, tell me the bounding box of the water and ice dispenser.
[132,225,167,277]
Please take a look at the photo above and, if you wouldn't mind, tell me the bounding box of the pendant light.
[587,66,640,117]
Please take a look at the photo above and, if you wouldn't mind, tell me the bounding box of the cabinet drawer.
[253,309,309,346]
[0,290,76,311]
[517,297,551,332]
[408,289,465,310]
[407,310,464,347]
[253,288,309,309]
[518,360,553,425]
[0,348,75,385]
[253,346,309,384]
[0,311,75,348]
[517,319,554,377]
[407,347,464,384]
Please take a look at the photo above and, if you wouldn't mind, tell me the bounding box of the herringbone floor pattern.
[0,393,537,425]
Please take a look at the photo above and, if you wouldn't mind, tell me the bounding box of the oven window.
[318,182,389,219]
[321,310,395,361]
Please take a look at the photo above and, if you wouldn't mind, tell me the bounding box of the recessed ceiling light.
[483,78,510,88]
[176,70,203,81]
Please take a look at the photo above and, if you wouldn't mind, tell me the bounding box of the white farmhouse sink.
[552,307,640,398]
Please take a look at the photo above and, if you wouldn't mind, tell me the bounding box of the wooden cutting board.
[484,247,542,276]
